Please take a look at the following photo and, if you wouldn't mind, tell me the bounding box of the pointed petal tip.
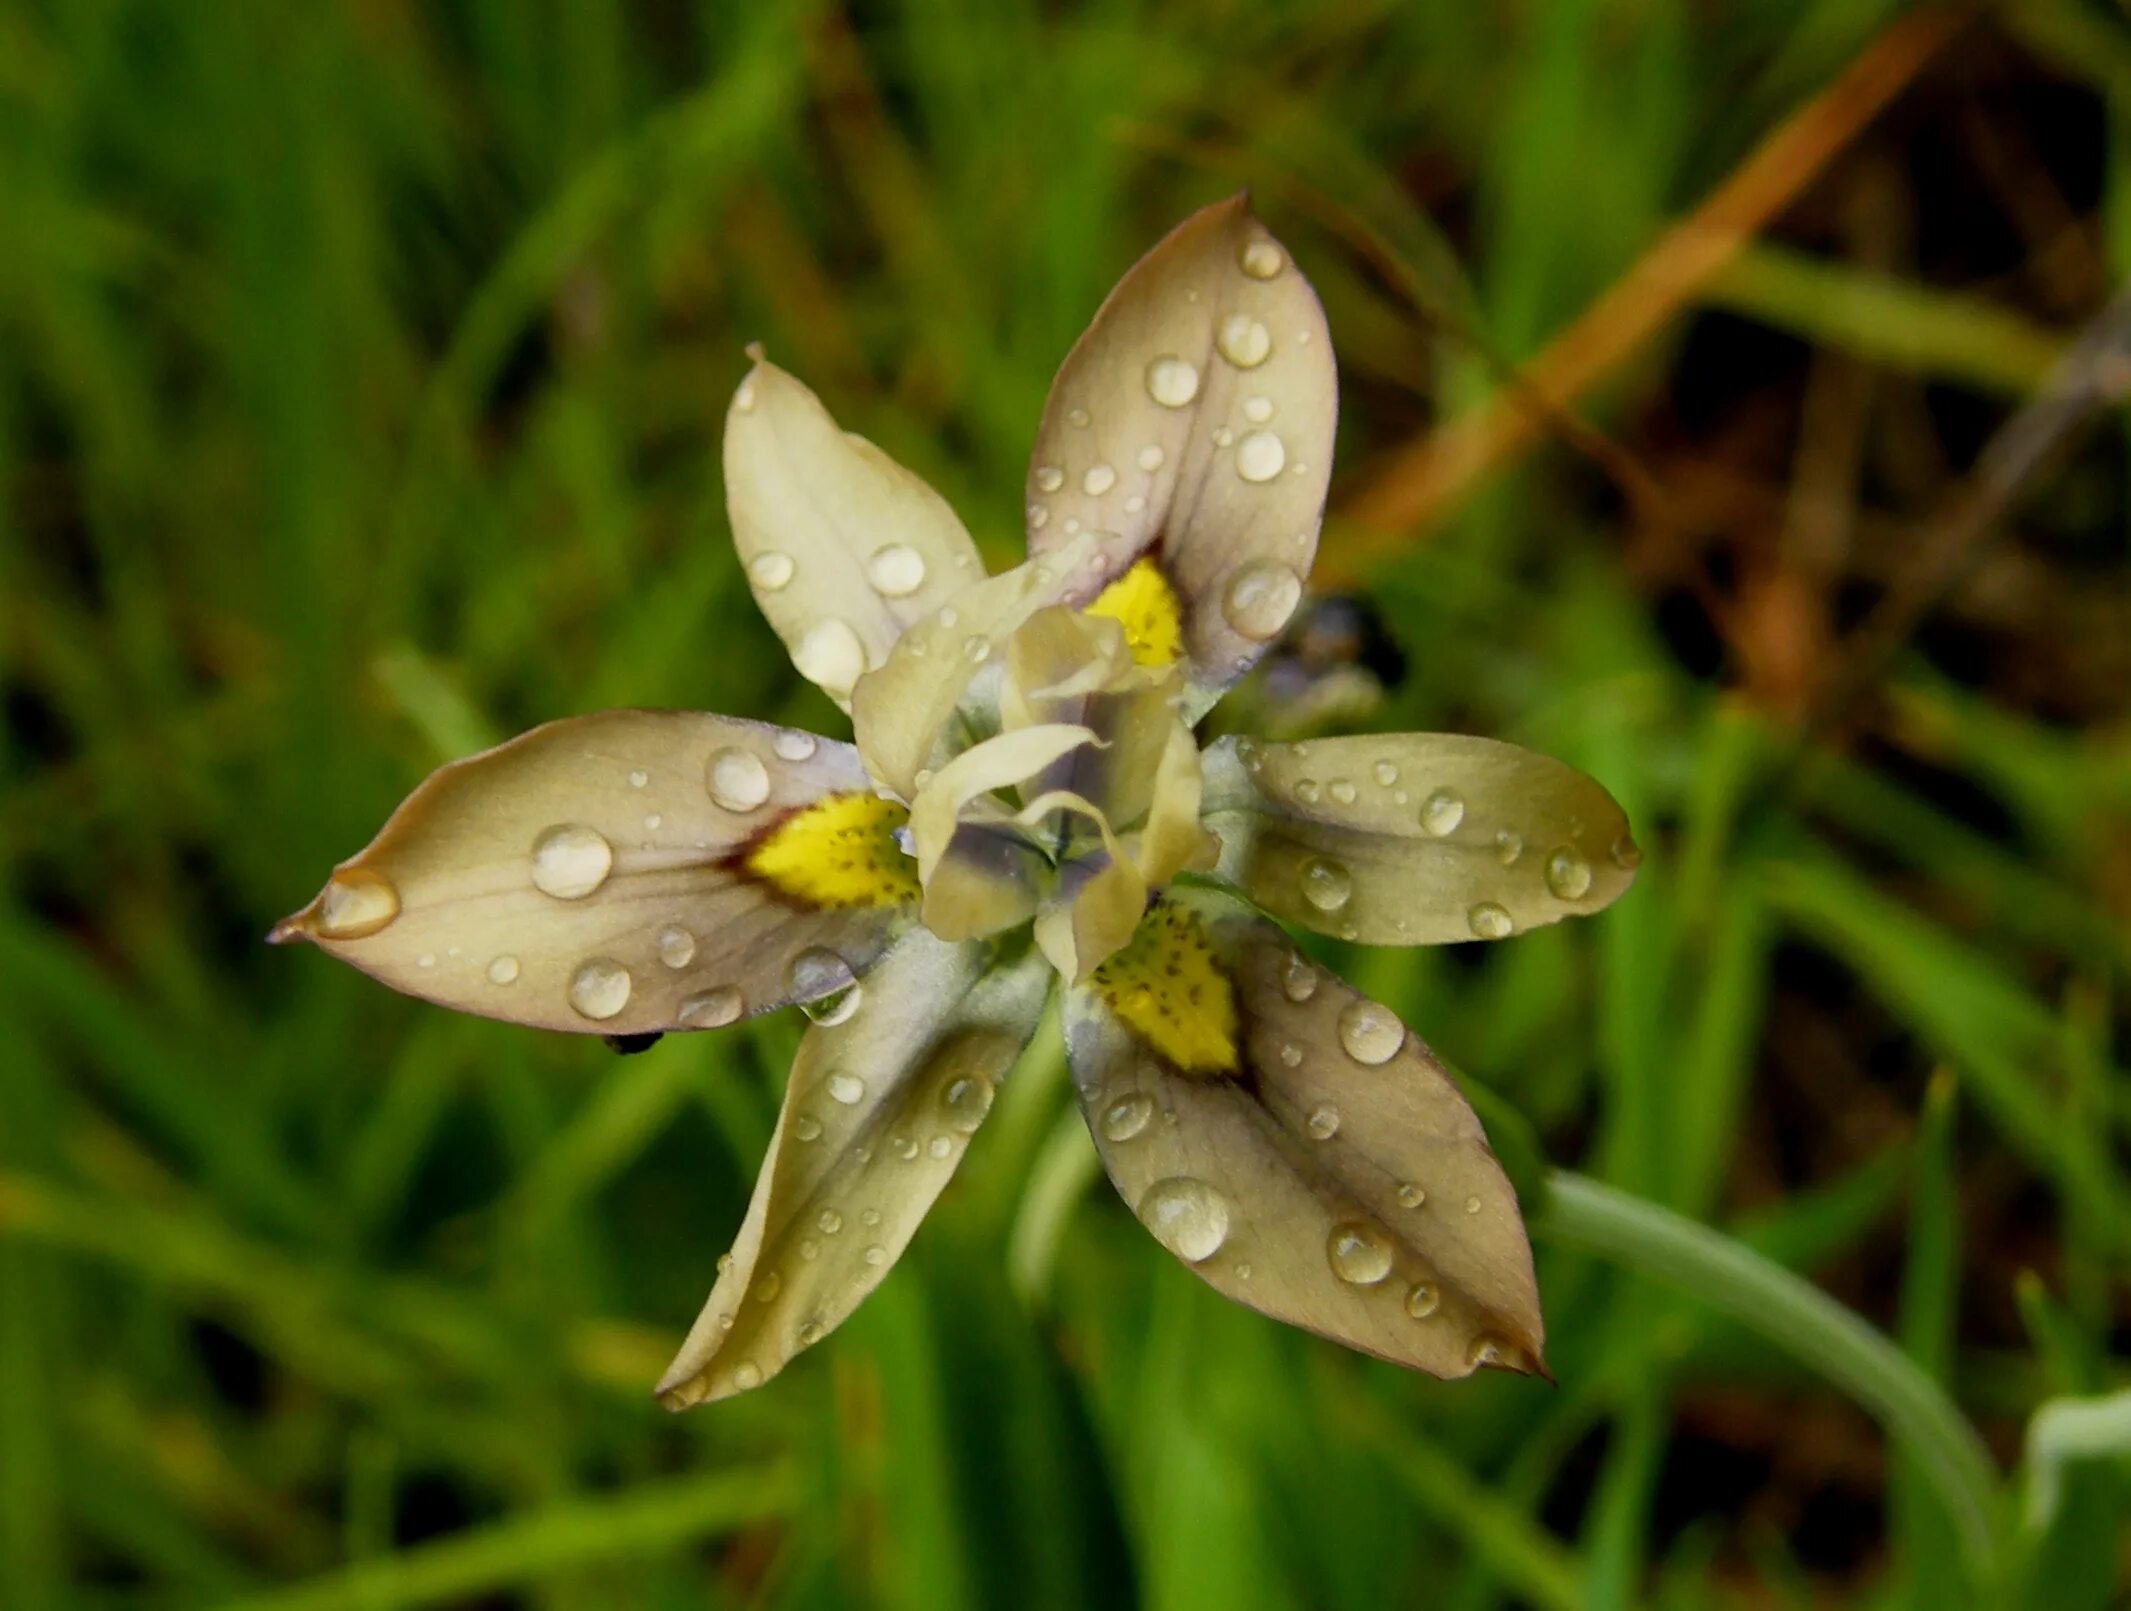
[265,908,315,946]
[744,339,766,363]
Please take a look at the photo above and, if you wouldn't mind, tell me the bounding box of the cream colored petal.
[1130,718,1217,888]
[1026,195,1335,711]
[269,712,910,1034]
[1199,733,1639,945]
[726,353,983,707]
[920,823,1045,942]
[907,722,1097,878]
[850,532,1100,799]
[656,929,1053,1407]
[1017,789,1147,981]
[1001,606,1181,828]
[1066,895,1544,1378]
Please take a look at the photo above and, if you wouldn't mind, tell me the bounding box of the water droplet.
[530,824,614,900]
[927,1134,952,1160]
[860,1208,881,1227]
[627,768,649,789]
[679,985,743,1027]
[486,954,520,985]
[416,951,436,969]
[1464,1195,1482,1215]
[1137,443,1166,472]
[1278,1042,1303,1068]
[1281,954,1318,1002]
[717,1253,734,1275]
[1243,394,1274,423]
[1327,1221,1393,1285]
[1405,1282,1441,1319]
[1235,430,1286,482]
[1397,1182,1426,1208]
[1467,1335,1503,1369]
[1067,406,1091,428]
[1035,465,1065,492]
[1082,462,1117,496]
[748,551,795,591]
[1419,789,1465,837]
[753,1272,782,1303]
[803,981,863,1027]
[962,635,991,665]
[793,619,865,697]
[1216,313,1272,368]
[568,957,632,1021]
[788,946,854,1003]
[891,1133,919,1162]
[1220,560,1302,641]
[1337,999,1403,1065]
[1494,829,1523,866]
[1239,237,1285,279]
[1293,778,1321,805]
[315,868,401,938]
[937,1076,993,1133]
[863,1244,887,1266]
[868,543,927,598]
[1467,902,1513,940]
[1028,505,1049,530]
[818,1208,844,1235]
[1611,833,1643,870]
[731,1361,762,1390]
[774,730,817,762]
[1101,1094,1153,1141]
[1373,761,1399,787]
[1300,856,1352,912]
[1328,779,1358,806]
[797,1318,824,1346]
[707,746,771,812]
[825,1071,866,1105]
[793,1113,823,1142]
[1545,846,1593,900]
[1145,355,1201,408]
[657,926,697,969]
[1139,1178,1231,1263]
[1306,1104,1341,1140]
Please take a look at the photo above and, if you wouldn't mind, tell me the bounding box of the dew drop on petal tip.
[1300,856,1352,913]
[314,867,400,939]
[657,926,696,969]
[1327,1221,1393,1285]
[1468,902,1513,940]
[678,985,743,1028]
[568,957,632,1021]
[1238,237,1285,279]
[774,730,817,762]
[1419,789,1464,837]
[1611,833,1642,870]
[1235,430,1286,482]
[748,551,795,591]
[793,619,865,696]
[707,746,772,812]
[1216,313,1272,368]
[867,543,927,598]
[1140,1178,1230,1263]
[1221,560,1302,642]
[731,1362,761,1390]
[1545,847,1593,900]
[1337,999,1404,1065]
[1145,356,1200,408]
[530,824,613,900]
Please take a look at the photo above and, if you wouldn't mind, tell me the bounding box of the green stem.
[1539,1170,2003,1586]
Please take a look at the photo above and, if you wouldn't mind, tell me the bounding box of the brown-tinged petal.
[1066,894,1545,1377]
[656,928,1053,1406]
[849,532,1100,799]
[1025,195,1335,711]
[1017,789,1147,981]
[921,822,1046,941]
[270,712,914,1035]
[907,723,1097,881]
[725,353,983,706]
[1000,606,1179,829]
[1130,718,1218,887]
[1199,733,1639,945]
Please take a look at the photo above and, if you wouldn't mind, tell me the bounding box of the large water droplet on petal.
[1216,313,1272,368]
[1221,560,1302,641]
[868,543,928,598]
[793,619,865,697]
[774,730,818,762]
[707,746,771,812]
[657,926,697,969]
[568,957,632,1021]
[1238,237,1286,279]
[1327,1221,1393,1285]
[1139,1177,1231,1263]
[788,945,855,1003]
[748,551,795,591]
[678,985,743,1027]
[530,824,614,900]
[1419,789,1465,837]
[316,867,401,938]
[1082,462,1117,495]
[1101,1093,1153,1141]
[1235,430,1286,483]
[1467,902,1513,940]
[1545,846,1594,899]
[1337,999,1404,1065]
[1300,856,1353,912]
[825,1071,866,1105]
[1145,355,1201,408]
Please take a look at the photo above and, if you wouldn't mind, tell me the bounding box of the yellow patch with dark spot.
[745,792,921,908]
[1085,557,1183,667]
[1090,902,1237,1074]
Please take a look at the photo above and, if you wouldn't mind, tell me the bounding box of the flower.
[272,195,1638,1407]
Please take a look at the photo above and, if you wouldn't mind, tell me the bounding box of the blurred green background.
[4,0,2129,1606]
